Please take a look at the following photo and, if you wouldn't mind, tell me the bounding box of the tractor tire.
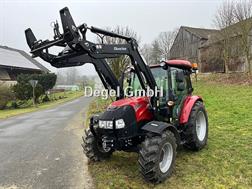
[183,101,208,151]
[82,129,112,161]
[138,130,177,183]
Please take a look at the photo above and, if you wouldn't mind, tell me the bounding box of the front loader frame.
[25,7,158,111]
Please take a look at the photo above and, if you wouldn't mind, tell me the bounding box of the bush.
[10,101,18,109]
[13,73,57,102]
[0,85,14,110]
[42,95,50,103]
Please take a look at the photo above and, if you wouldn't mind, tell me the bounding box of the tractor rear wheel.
[183,101,208,151]
[138,130,177,183]
[82,129,112,161]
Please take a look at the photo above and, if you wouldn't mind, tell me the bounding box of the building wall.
[0,68,10,80]
[199,44,224,73]
[0,67,42,82]
[199,35,246,73]
[0,80,17,87]
[170,27,248,73]
[170,28,201,63]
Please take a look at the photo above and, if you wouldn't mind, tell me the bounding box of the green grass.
[0,91,83,119]
[85,80,252,189]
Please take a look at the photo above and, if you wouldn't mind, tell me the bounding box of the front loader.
[25,7,208,183]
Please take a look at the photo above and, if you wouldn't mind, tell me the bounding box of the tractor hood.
[94,97,154,143]
[108,97,153,122]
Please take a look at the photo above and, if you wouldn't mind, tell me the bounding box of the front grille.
[97,105,137,138]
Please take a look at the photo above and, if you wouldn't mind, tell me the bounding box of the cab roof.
[149,60,192,70]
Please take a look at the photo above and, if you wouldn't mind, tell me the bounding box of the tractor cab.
[127,60,195,123]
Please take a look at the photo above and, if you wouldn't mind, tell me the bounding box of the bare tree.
[214,1,236,29]
[66,68,78,85]
[234,0,252,74]
[97,26,140,79]
[214,0,236,73]
[156,29,178,60]
[141,29,178,65]
[140,41,162,65]
[150,39,162,64]
[140,44,153,65]
[56,69,68,85]
[56,68,79,85]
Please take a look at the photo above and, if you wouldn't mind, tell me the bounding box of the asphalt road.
[0,96,94,189]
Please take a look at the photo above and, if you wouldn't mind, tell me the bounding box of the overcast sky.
[0,0,226,75]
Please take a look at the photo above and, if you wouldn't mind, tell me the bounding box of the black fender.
[141,121,181,145]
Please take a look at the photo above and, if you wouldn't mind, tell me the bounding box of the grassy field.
[0,91,83,119]
[85,80,252,189]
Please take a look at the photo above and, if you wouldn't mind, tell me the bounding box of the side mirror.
[177,82,185,91]
[160,62,168,70]
[176,71,185,82]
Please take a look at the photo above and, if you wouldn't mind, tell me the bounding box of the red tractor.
[25,7,208,183]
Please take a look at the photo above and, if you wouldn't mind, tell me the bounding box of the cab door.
[170,68,189,121]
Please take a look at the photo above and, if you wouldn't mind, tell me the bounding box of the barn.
[169,26,218,72]
[0,45,49,85]
[170,19,252,73]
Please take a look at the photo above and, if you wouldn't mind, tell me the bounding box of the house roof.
[181,26,219,39]
[0,45,50,72]
[221,17,252,35]
[201,18,252,47]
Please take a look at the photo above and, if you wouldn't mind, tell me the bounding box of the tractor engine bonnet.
[99,105,136,127]
[109,97,153,122]
[98,105,137,138]
[96,97,153,139]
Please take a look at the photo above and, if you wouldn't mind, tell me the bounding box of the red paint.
[149,59,192,69]
[110,97,153,122]
[179,95,202,124]
[165,60,192,69]
[110,95,203,124]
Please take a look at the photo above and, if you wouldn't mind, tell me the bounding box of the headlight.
[98,119,125,129]
[98,120,113,129]
[98,120,106,128]
[115,119,125,129]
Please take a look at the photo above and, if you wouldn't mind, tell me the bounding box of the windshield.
[127,66,168,99]
[150,67,168,89]
[127,71,142,96]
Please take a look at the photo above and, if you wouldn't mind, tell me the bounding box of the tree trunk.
[245,50,251,74]
[248,58,252,75]
[224,59,229,73]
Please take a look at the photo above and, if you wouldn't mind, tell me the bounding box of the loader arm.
[25,29,124,99]
[25,7,158,111]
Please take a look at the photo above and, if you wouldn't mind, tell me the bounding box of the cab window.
[127,71,145,96]
[171,68,187,93]
[150,67,168,106]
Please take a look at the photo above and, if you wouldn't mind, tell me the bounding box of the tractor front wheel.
[82,129,112,161]
[183,101,208,151]
[138,130,177,183]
